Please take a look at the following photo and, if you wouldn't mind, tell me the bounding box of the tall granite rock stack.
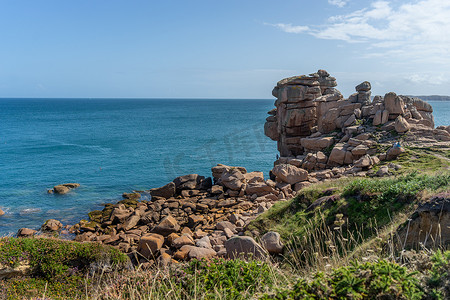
[265,69,441,159]
[264,70,343,156]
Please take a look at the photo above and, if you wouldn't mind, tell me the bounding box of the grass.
[392,146,450,173]
[249,172,449,243]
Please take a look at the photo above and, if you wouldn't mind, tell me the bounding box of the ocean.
[0,99,448,235]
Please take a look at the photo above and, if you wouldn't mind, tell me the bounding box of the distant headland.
[411,95,450,101]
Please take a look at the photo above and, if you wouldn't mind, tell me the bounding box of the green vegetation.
[179,258,278,299]
[391,146,450,174]
[0,237,128,279]
[343,172,449,231]
[249,172,449,241]
[0,237,129,299]
[1,276,87,299]
[425,250,450,299]
[262,260,423,300]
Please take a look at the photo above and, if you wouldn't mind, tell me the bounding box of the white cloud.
[270,0,450,63]
[265,23,309,33]
[405,73,449,86]
[328,0,348,8]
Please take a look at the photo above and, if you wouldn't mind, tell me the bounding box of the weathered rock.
[210,185,224,194]
[17,228,37,237]
[212,164,247,181]
[157,252,172,267]
[407,97,433,112]
[353,154,372,168]
[41,219,62,232]
[150,182,176,199]
[220,168,245,190]
[123,213,140,231]
[351,144,369,156]
[174,245,191,260]
[264,120,279,141]
[224,236,267,259]
[398,192,449,248]
[328,144,346,166]
[53,183,80,194]
[261,231,284,254]
[394,115,410,133]
[355,81,371,92]
[152,215,180,236]
[244,171,264,183]
[138,233,164,258]
[271,164,308,184]
[381,110,389,124]
[196,236,212,249]
[376,166,390,177]
[173,174,211,192]
[172,235,195,248]
[188,215,205,228]
[373,110,382,126]
[384,92,404,115]
[245,182,275,196]
[216,221,236,232]
[301,137,334,151]
[188,246,217,260]
[53,185,70,194]
[386,146,406,160]
[122,192,141,200]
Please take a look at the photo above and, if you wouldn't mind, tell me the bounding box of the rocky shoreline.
[13,70,450,266]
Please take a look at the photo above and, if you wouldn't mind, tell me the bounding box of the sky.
[0,0,449,98]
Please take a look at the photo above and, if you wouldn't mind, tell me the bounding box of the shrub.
[0,237,129,280]
[425,250,450,299]
[262,259,423,300]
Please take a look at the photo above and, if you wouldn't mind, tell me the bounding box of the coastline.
[1,71,449,299]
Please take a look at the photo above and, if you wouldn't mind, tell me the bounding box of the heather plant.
[0,237,128,280]
[262,259,423,300]
[424,250,450,299]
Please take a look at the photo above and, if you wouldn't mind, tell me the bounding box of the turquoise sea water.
[0,99,278,235]
[0,99,448,235]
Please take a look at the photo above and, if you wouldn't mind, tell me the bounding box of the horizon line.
[0,97,275,100]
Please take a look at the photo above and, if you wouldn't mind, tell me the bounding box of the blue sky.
[1,0,449,98]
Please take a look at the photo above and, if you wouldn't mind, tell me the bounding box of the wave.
[19,208,41,215]
[25,141,111,154]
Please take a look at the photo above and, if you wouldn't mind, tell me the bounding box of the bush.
[263,259,423,300]
[425,250,450,299]
[0,237,128,280]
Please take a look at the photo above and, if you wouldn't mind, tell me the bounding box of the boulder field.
[17,70,450,265]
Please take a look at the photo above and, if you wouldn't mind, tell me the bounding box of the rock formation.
[49,183,81,194]
[67,164,288,265]
[398,192,449,248]
[265,69,443,158]
[23,69,448,267]
[264,70,449,190]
